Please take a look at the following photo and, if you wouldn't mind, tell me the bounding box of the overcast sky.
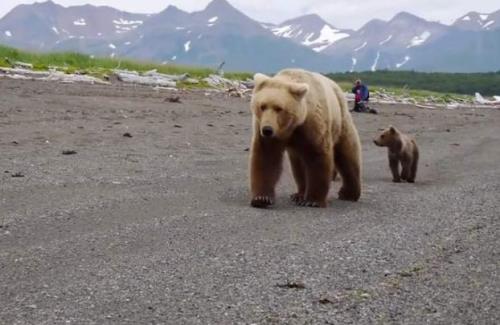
[1,0,499,29]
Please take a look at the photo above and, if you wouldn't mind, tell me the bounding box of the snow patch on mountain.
[113,18,143,26]
[479,14,489,20]
[52,27,59,35]
[350,57,357,72]
[396,56,411,68]
[5,30,12,37]
[379,35,392,45]
[73,18,86,26]
[272,25,295,38]
[208,16,219,23]
[184,41,191,52]
[462,16,471,21]
[302,25,349,52]
[109,43,116,49]
[407,31,431,48]
[483,20,495,29]
[371,51,380,71]
[354,41,367,52]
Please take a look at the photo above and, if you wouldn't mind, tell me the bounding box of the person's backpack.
[361,85,369,101]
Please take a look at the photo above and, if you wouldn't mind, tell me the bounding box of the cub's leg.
[400,157,411,181]
[389,155,401,183]
[408,145,419,183]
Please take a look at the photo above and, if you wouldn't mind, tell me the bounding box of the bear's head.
[251,73,309,140]
[373,126,400,147]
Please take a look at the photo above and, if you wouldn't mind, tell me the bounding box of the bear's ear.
[288,82,309,100]
[253,73,270,90]
[389,126,397,134]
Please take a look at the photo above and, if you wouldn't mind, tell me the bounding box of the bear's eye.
[260,105,268,111]
[274,106,283,113]
[381,135,385,139]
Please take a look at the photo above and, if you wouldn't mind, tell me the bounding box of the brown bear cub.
[249,69,362,208]
[374,126,419,183]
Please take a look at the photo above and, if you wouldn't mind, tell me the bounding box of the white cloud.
[0,0,499,29]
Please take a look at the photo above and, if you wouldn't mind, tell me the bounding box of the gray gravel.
[0,79,499,324]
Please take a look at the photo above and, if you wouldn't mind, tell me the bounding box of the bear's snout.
[373,139,381,146]
[261,126,275,138]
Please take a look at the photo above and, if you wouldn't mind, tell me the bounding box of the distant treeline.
[326,70,500,96]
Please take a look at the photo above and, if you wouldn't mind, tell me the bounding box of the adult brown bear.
[249,69,362,208]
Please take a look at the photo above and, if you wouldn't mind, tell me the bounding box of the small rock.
[62,150,77,155]
[318,297,334,305]
[165,96,181,103]
[11,172,25,178]
[123,132,133,138]
[277,281,305,290]
[174,125,183,128]
[244,148,250,152]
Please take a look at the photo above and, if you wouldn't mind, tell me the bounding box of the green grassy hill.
[327,70,500,96]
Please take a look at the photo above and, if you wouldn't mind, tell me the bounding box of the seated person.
[351,80,377,114]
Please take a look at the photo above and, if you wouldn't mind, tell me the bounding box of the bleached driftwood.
[203,74,238,88]
[0,67,108,85]
[114,69,177,87]
[143,69,189,81]
[42,71,109,85]
[4,58,34,70]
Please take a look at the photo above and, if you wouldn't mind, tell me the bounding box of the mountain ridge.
[0,0,499,72]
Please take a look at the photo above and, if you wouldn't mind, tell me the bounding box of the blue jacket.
[352,84,370,101]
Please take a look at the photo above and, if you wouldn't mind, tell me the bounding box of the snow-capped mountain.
[0,0,499,73]
[324,12,450,71]
[116,0,335,71]
[265,14,352,53]
[453,10,500,31]
[0,0,148,51]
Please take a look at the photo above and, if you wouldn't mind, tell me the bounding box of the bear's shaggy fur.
[374,126,419,183]
[249,69,362,208]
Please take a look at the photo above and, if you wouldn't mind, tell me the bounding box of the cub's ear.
[253,73,270,90]
[389,126,397,134]
[288,82,309,100]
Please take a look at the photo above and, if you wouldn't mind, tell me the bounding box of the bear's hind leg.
[408,147,419,183]
[288,150,307,203]
[300,150,333,207]
[335,136,362,201]
[400,159,411,181]
[250,137,285,208]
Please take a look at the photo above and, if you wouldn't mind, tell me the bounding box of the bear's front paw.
[338,187,360,202]
[290,193,304,203]
[392,178,402,183]
[296,199,326,208]
[251,196,274,208]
